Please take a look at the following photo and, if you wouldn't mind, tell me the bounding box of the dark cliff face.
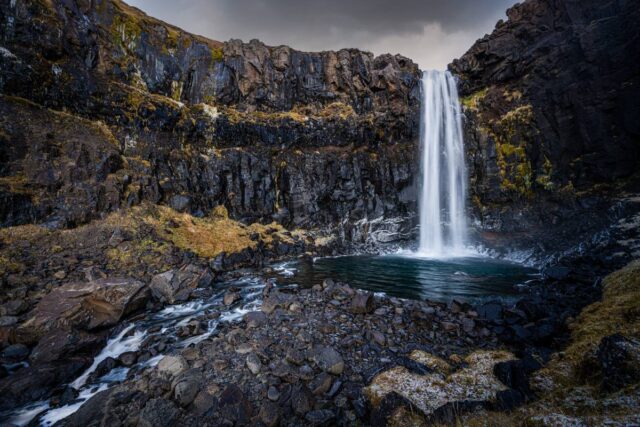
[450,0,640,250]
[0,0,420,247]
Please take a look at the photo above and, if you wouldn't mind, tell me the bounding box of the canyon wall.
[0,0,420,248]
[1,0,639,253]
[450,0,640,252]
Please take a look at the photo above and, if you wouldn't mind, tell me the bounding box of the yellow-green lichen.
[211,47,224,62]
[461,88,488,111]
[489,104,536,197]
[111,14,142,52]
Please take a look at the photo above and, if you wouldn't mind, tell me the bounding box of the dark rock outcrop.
[598,334,640,392]
[0,0,420,250]
[450,0,640,253]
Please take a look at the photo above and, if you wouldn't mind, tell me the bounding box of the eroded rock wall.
[450,0,640,252]
[0,0,421,248]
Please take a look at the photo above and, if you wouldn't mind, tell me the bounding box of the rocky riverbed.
[0,252,616,425]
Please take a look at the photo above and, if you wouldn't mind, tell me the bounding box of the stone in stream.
[118,351,138,367]
[150,265,211,305]
[157,355,189,378]
[223,290,241,306]
[93,356,118,378]
[243,311,267,328]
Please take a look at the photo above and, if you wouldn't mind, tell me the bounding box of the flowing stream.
[2,276,267,426]
[419,70,468,256]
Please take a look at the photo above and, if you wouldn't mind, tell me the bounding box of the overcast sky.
[126,0,518,70]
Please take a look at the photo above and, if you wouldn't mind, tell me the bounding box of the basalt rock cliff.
[450,0,640,254]
[1,0,639,255]
[0,0,420,248]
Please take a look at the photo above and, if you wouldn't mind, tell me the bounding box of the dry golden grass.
[134,204,298,259]
[464,260,640,426]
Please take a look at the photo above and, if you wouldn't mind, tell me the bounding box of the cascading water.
[418,70,468,256]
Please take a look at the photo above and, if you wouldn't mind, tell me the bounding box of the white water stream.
[1,277,267,426]
[418,70,468,256]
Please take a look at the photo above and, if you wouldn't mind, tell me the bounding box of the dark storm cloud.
[126,0,517,69]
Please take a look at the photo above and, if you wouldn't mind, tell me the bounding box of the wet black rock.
[118,351,138,367]
[542,266,571,281]
[305,409,336,426]
[218,384,254,424]
[598,334,640,393]
[93,357,119,379]
[477,302,503,322]
[0,343,29,362]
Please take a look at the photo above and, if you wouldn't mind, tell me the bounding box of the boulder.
[29,328,105,364]
[598,334,640,392]
[223,291,241,306]
[174,377,200,407]
[118,351,138,367]
[157,355,189,378]
[311,346,344,375]
[351,291,375,314]
[246,353,262,375]
[18,278,148,343]
[0,356,89,412]
[150,265,211,305]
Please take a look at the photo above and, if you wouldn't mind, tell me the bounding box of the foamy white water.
[418,70,468,257]
[3,276,269,426]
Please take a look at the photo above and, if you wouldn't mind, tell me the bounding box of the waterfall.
[418,70,468,256]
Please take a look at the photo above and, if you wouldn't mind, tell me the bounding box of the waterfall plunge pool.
[274,253,538,303]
